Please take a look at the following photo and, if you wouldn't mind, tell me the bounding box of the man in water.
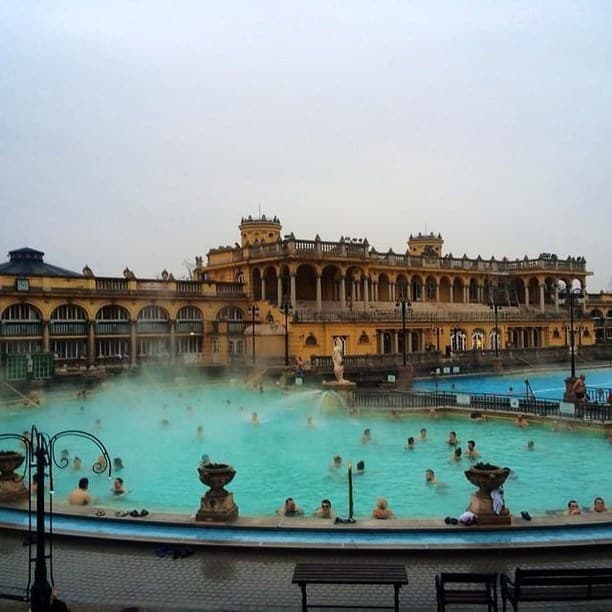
[68,477,91,505]
[466,440,480,459]
[314,499,336,519]
[277,497,304,516]
[111,477,126,496]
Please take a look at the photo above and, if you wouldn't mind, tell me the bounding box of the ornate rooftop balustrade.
[207,236,587,275]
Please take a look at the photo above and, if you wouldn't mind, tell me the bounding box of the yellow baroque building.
[197,215,596,366]
[0,216,601,379]
[0,247,245,376]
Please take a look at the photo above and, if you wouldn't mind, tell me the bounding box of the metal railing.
[49,322,88,336]
[0,321,43,337]
[352,389,612,421]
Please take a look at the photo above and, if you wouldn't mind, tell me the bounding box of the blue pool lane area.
[2,506,612,549]
[412,366,612,399]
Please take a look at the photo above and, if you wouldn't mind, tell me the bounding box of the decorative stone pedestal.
[465,464,511,526]
[563,376,577,403]
[0,451,28,502]
[322,380,356,409]
[195,463,238,522]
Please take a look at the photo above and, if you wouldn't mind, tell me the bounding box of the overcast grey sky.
[1,1,611,289]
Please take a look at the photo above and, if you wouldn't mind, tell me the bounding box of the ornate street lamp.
[281,299,292,366]
[431,326,441,352]
[249,304,259,365]
[451,326,462,353]
[0,426,111,612]
[395,297,411,367]
[559,285,584,379]
[489,301,502,357]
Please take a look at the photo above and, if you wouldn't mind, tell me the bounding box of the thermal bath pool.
[1,373,611,521]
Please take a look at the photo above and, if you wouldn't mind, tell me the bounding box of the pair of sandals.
[521,511,532,521]
[114,508,149,518]
[444,516,459,525]
[155,545,195,559]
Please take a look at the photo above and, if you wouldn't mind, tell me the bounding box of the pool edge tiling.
[2,505,612,550]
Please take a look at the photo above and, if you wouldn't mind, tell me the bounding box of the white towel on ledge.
[490,488,504,515]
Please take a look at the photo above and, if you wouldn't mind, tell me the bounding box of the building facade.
[198,216,596,363]
[0,218,601,378]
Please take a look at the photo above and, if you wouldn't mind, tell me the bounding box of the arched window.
[305,333,318,346]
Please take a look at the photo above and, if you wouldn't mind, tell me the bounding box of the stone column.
[393,330,399,354]
[524,280,530,306]
[130,321,137,366]
[87,321,95,366]
[277,276,283,308]
[449,277,454,303]
[435,282,440,303]
[390,282,395,302]
[340,276,346,309]
[351,278,357,305]
[316,274,322,312]
[290,273,296,308]
[260,277,266,302]
[169,319,176,364]
[42,320,50,353]
[554,281,559,312]
[363,277,369,307]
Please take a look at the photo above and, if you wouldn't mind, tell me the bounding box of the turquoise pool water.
[1,375,611,520]
[412,366,612,399]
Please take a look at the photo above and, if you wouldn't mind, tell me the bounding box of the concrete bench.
[292,562,408,611]
[501,567,612,611]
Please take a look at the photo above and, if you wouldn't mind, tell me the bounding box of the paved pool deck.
[1,527,612,611]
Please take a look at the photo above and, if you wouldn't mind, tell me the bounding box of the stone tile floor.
[1,531,612,611]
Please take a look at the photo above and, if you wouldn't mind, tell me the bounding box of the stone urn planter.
[0,450,28,501]
[464,463,511,525]
[195,463,238,522]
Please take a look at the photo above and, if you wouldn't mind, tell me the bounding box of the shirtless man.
[572,375,586,405]
[466,440,480,460]
[372,497,394,519]
[277,497,304,516]
[111,477,126,496]
[68,477,91,505]
[314,499,336,519]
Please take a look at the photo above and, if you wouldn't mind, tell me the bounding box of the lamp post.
[432,326,441,352]
[489,301,502,357]
[0,426,111,612]
[560,286,584,379]
[451,326,461,353]
[395,297,411,367]
[249,304,259,365]
[281,299,292,366]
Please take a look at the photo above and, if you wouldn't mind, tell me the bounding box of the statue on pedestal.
[332,338,347,383]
